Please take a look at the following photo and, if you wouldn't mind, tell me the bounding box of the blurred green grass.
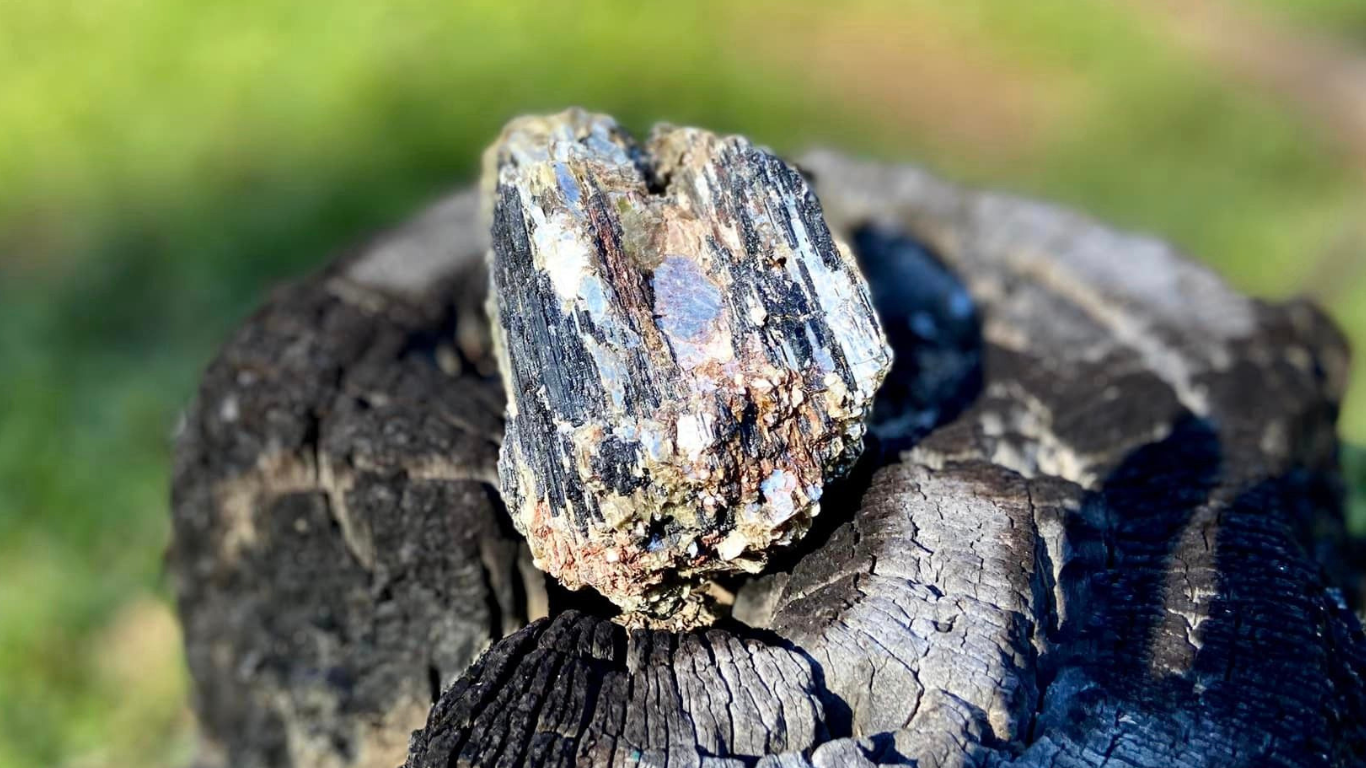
[1,1,1363,766]
[1251,0,1366,39]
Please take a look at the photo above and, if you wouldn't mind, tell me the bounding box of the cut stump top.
[170,150,1364,768]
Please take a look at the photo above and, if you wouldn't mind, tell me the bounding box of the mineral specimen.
[485,109,891,622]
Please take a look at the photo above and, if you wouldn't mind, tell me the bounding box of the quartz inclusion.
[485,109,891,621]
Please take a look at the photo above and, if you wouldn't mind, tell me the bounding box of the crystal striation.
[485,109,891,621]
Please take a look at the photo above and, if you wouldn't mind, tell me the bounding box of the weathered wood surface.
[171,151,1365,768]
[169,191,543,768]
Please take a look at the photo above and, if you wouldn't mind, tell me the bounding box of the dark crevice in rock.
[427,664,442,705]
[867,732,913,765]
[1024,484,1058,747]
[545,574,621,621]
[397,299,464,368]
[852,223,983,456]
[478,555,507,649]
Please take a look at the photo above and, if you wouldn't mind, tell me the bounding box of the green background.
[2,1,1363,766]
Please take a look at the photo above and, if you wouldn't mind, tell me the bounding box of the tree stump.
[170,151,1365,768]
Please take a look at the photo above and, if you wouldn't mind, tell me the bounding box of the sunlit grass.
[0,2,1362,765]
[1255,0,1366,41]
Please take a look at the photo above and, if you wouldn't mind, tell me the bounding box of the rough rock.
[485,111,891,620]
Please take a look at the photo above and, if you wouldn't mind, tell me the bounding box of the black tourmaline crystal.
[484,110,891,624]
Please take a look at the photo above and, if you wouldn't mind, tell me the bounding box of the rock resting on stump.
[484,111,890,625]
[170,111,1366,768]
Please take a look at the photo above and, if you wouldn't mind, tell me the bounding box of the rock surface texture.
[172,138,1365,768]
[485,111,891,619]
